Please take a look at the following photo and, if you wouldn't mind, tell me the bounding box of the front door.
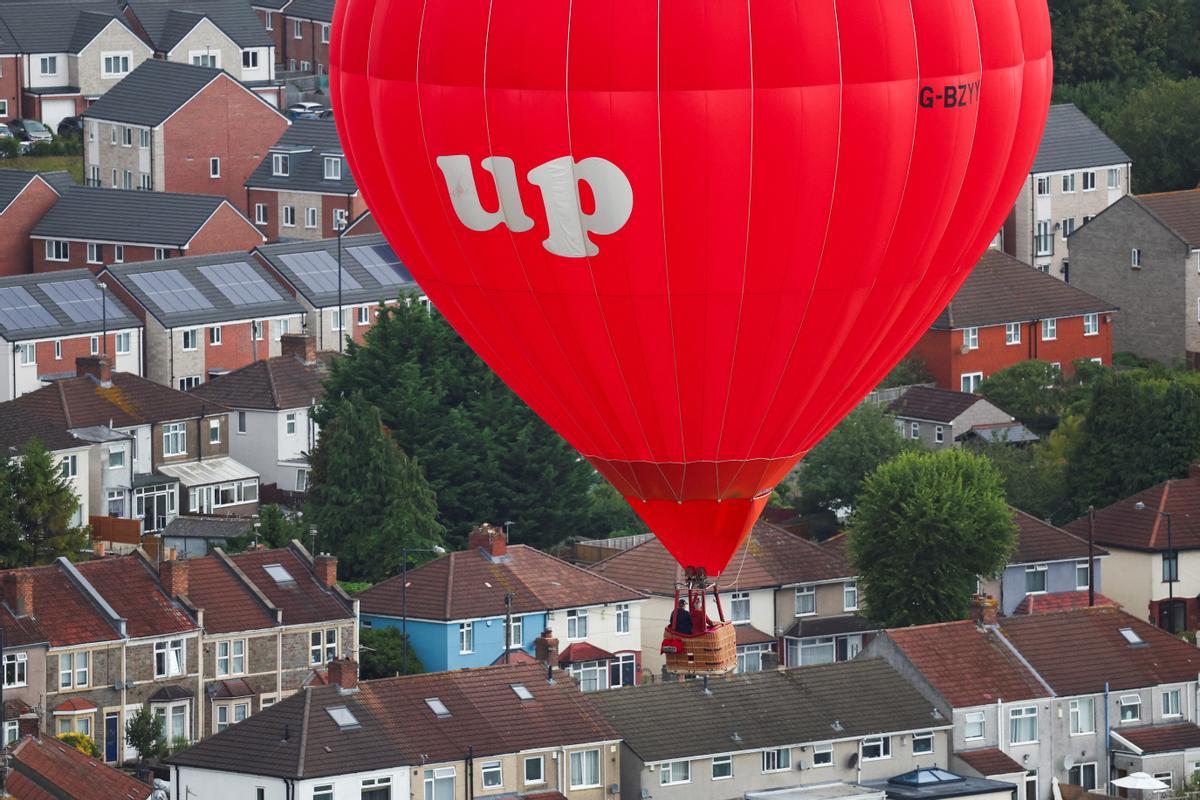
[104,713,118,762]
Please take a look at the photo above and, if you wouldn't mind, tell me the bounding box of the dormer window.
[324,156,342,180]
[272,153,290,176]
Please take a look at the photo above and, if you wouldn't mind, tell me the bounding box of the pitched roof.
[0,268,138,341]
[1032,104,1131,174]
[161,514,253,541]
[956,748,1025,777]
[189,351,331,410]
[283,0,334,22]
[999,607,1200,695]
[0,170,56,211]
[589,521,851,596]
[255,233,418,308]
[1013,591,1119,615]
[183,553,277,635]
[10,562,123,648]
[1112,722,1200,755]
[7,370,224,429]
[104,251,304,328]
[883,621,1048,708]
[246,120,356,195]
[84,59,224,126]
[74,555,196,639]
[0,2,129,54]
[32,186,254,248]
[1133,189,1200,248]
[590,659,947,763]
[357,543,642,621]
[125,0,272,50]
[888,386,991,423]
[168,662,618,779]
[1064,466,1200,552]
[0,401,89,454]
[8,735,152,800]
[230,543,352,626]
[1011,508,1107,564]
[933,249,1117,330]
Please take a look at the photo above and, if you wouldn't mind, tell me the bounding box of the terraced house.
[278,0,333,76]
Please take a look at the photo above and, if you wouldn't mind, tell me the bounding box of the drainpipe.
[1104,682,1112,791]
[466,746,474,800]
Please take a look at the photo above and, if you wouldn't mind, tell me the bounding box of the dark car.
[57,116,83,138]
[286,101,325,120]
[8,118,51,143]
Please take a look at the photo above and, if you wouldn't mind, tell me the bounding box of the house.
[907,250,1117,393]
[1065,189,1200,366]
[246,120,367,241]
[251,0,290,67]
[591,659,953,800]
[169,660,620,800]
[1000,103,1131,278]
[190,334,330,495]
[0,269,142,401]
[887,387,1035,448]
[31,186,265,274]
[1064,463,1200,633]
[4,355,257,532]
[0,1,154,128]
[278,0,333,76]
[977,508,1108,616]
[7,735,154,799]
[589,521,866,676]
[254,233,422,352]
[358,524,645,685]
[867,605,1200,797]
[83,59,289,210]
[0,171,64,277]
[101,251,306,390]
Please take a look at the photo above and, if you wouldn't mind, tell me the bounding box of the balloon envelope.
[332,0,1053,576]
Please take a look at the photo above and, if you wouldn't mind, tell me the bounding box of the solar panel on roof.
[278,251,362,295]
[127,270,213,315]
[346,244,412,287]
[198,262,284,306]
[39,279,125,324]
[0,286,56,331]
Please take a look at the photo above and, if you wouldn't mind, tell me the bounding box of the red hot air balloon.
[333,0,1052,668]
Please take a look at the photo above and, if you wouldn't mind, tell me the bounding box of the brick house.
[887,386,1035,449]
[101,251,306,391]
[0,1,154,128]
[0,171,64,277]
[83,59,289,212]
[908,249,1117,393]
[250,0,290,67]
[30,186,264,273]
[254,233,422,352]
[278,0,333,76]
[1001,103,1132,279]
[0,269,143,401]
[246,119,366,241]
[1066,189,1200,365]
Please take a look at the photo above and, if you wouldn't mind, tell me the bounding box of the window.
[911,421,920,439]
[1163,551,1179,582]
[215,701,248,733]
[242,50,259,69]
[88,165,99,185]
[1108,167,1121,189]
[321,23,331,42]
[111,167,119,186]
[1083,214,1095,225]
[209,157,220,178]
[934,425,944,444]
[296,469,308,492]
[730,591,750,623]
[1069,697,1095,735]
[1004,322,1021,345]
[178,376,201,391]
[154,638,185,678]
[507,615,523,648]
[39,56,56,75]
[56,713,93,737]
[524,756,544,785]
[109,448,125,469]
[812,742,833,767]
[205,325,222,346]
[59,454,77,478]
[293,18,303,39]
[1036,176,1050,196]
[282,205,296,227]
[712,754,733,779]
[361,776,391,800]
[912,731,934,754]
[140,128,150,148]
[795,585,816,616]
[1082,171,1096,191]
[1163,688,1182,717]
[1062,173,1076,193]
[236,411,247,434]
[255,203,268,224]
[736,643,772,674]
[569,660,608,692]
[843,581,858,612]
[424,767,454,800]
[121,127,132,147]
[1035,220,1054,256]
[285,412,297,436]
[191,52,219,68]
[1041,318,1057,341]
[1069,764,1098,791]
[569,749,600,789]
[334,208,349,230]
[660,760,690,785]
[305,206,318,228]
[862,736,891,760]
[85,242,102,265]
[102,52,130,77]
[458,622,474,653]
[762,747,791,772]
[961,372,983,393]
[964,711,985,740]
[3,653,26,688]
[330,308,347,331]
[963,327,979,350]
[1010,706,1038,743]
[208,418,220,444]
[566,608,588,639]
[1061,217,1076,239]
[1075,561,1090,590]
[116,332,131,355]
[1154,773,1174,791]
[45,240,69,262]
[1132,248,1142,268]
[310,629,337,664]
[162,422,186,456]
[16,343,34,366]
[181,328,198,351]
[314,787,332,800]
[300,61,312,72]
[325,156,342,180]
[272,154,290,176]
[1025,564,1047,594]
[114,245,124,263]
[3,720,16,745]
[481,762,502,789]
[1083,313,1099,336]
[54,340,61,360]
[155,248,169,260]
[614,602,631,634]
[58,651,89,689]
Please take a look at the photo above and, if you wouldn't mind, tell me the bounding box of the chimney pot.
[3,572,32,618]
[468,523,507,558]
[969,594,999,627]
[280,333,317,364]
[328,657,358,691]
[74,355,112,384]
[534,628,558,666]
[159,558,189,599]
[313,554,337,589]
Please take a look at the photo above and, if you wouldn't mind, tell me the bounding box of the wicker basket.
[664,621,737,675]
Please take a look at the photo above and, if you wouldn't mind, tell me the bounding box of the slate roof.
[8,735,152,800]
[1134,189,1200,248]
[246,120,356,195]
[358,543,642,621]
[589,521,851,595]
[888,386,990,424]
[75,555,196,639]
[955,748,1026,778]
[255,233,419,308]
[104,251,304,328]
[933,249,1117,330]
[0,2,128,54]
[1113,723,1200,755]
[126,0,273,50]
[1011,509,1107,565]
[591,659,948,763]
[782,613,874,640]
[0,170,56,212]
[168,662,618,779]
[1064,467,1200,552]
[7,369,225,428]
[162,515,253,541]
[0,268,138,341]
[231,543,353,626]
[1013,591,1119,615]
[283,0,334,22]
[84,59,225,126]
[1031,104,1131,174]
[32,186,257,248]
[184,553,277,635]
[189,351,331,410]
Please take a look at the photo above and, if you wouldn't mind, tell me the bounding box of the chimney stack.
[280,333,317,365]
[328,657,358,692]
[969,594,999,627]
[468,523,507,559]
[534,628,558,666]
[3,573,32,618]
[75,355,112,385]
[313,553,337,589]
[159,557,189,599]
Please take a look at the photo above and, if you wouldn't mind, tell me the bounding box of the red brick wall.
[162,76,288,214]
[257,8,285,64]
[0,179,59,277]
[185,204,265,256]
[202,320,273,374]
[0,56,21,121]
[33,333,118,371]
[246,188,279,242]
[284,17,329,73]
[32,242,168,274]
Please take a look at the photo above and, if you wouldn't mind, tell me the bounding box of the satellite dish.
[1063,755,1076,771]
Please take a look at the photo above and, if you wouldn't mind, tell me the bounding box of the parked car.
[8,118,51,143]
[56,116,83,138]
[286,101,325,120]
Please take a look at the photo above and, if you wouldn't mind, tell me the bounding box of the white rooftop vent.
[511,684,533,701]
[263,563,295,585]
[1119,627,1144,646]
[326,705,360,730]
[425,697,451,718]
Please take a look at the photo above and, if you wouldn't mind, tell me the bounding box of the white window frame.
[1075,561,1090,591]
[1009,705,1038,744]
[116,332,131,355]
[1061,173,1076,193]
[309,628,337,665]
[162,422,186,457]
[862,736,892,761]
[762,747,791,773]
[208,418,220,444]
[1005,322,1021,346]
[181,328,198,351]
[357,305,370,325]
[209,325,222,346]
[1041,318,1057,341]
[660,760,690,786]
[16,343,34,366]
[912,731,934,755]
[964,711,985,740]
[615,602,630,634]
[569,749,600,790]
[458,622,474,653]
[86,242,102,265]
[3,652,27,688]
[1061,217,1076,239]
[712,754,733,780]
[39,56,57,76]
[566,608,588,640]
[1163,688,1181,718]
[524,756,544,785]
[960,372,983,393]
[795,585,816,616]
[58,650,89,689]
[730,591,750,624]
[1082,171,1096,191]
[1108,167,1121,189]
[282,205,296,227]
[324,156,342,180]
[272,153,290,176]
[293,18,303,39]
[45,240,69,262]
[1025,564,1048,594]
[305,206,318,229]
[963,327,979,350]
[190,51,220,68]
[812,742,833,767]
[843,581,858,612]
[255,203,268,224]
[154,638,186,679]
[1069,763,1098,791]
[114,245,125,263]
[1132,248,1142,268]
[934,425,944,444]
[1083,313,1099,336]
[209,157,220,178]
[1035,176,1050,196]
[481,761,502,790]
[1070,697,1095,735]
[242,49,259,70]
[320,23,330,43]
[101,51,131,78]
[910,421,920,439]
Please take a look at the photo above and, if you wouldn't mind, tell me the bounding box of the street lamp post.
[401,545,446,674]
[1135,500,1176,625]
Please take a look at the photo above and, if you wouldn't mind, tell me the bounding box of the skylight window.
[1119,627,1144,646]
[426,697,451,718]
[511,684,533,701]
[326,705,360,730]
[263,563,295,584]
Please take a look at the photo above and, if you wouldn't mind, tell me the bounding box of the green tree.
[359,625,424,678]
[847,449,1016,627]
[967,440,1070,524]
[586,482,649,539]
[10,440,88,566]
[796,404,914,515]
[978,360,1065,436]
[306,394,444,581]
[1107,76,1200,193]
[878,357,933,390]
[226,504,307,552]
[124,705,166,764]
[57,732,100,758]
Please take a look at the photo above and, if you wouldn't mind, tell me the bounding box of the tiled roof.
[246,120,357,195]
[999,607,1200,695]
[8,735,152,800]
[161,515,253,541]
[74,556,196,639]
[0,2,129,54]
[1013,592,1119,615]
[932,249,1117,330]
[1032,104,1131,174]
[211,678,255,699]
[956,748,1026,777]
[1064,467,1200,551]
[255,233,419,308]
[19,563,123,648]
[105,251,304,328]
[589,521,851,595]
[176,554,276,635]
[0,402,87,454]
[1134,190,1200,247]
[358,544,642,621]
[1012,509,1107,564]
[189,352,331,410]
[8,370,225,429]
[231,544,352,626]
[169,662,618,779]
[83,59,225,127]
[0,268,138,341]
[0,170,55,212]
[557,642,614,665]
[888,386,990,423]
[590,659,947,763]
[884,621,1047,708]
[283,0,334,22]
[782,614,874,639]
[734,625,778,646]
[1113,722,1200,755]
[126,0,273,50]
[53,697,97,713]
[490,648,539,666]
